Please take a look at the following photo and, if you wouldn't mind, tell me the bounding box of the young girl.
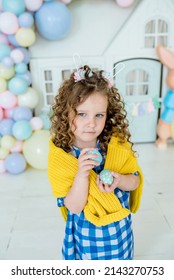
[48,65,144,260]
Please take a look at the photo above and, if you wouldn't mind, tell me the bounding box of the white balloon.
[17,87,39,108]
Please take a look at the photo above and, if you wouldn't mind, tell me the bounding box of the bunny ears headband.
[73,53,125,88]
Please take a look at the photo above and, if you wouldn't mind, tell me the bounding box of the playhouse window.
[44,70,52,81]
[62,69,71,80]
[144,19,168,48]
[126,69,148,96]
[43,70,54,106]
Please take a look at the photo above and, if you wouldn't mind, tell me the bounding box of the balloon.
[18,12,34,28]
[10,48,24,63]
[10,140,23,153]
[30,117,43,130]
[39,113,50,130]
[2,56,14,68]
[15,62,27,74]
[4,152,27,174]
[17,47,30,64]
[8,76,28,95]
[0,118,14,136]
[59,0,72,4]
[12,119,32,140]
[13,106,32,121]
[24,0,43,12]
[116,0,135,8]
[0,90,17,109]
[16,71,32,86]
[0,43,11,60]
[17,87,39,108]
[7,34,20,47]
[0,63,15,79]
[2,0,25,16]
[35,2,71,40]
[15,27,36,47]
[0,12,19,34]
[0,107,3,120]
[23,130,50,169]
[0,160,6,173]
[0,147,9,160]
[4,107,15,118]
[1,135,15,150]
[0,32,9,44]
[0,77,7,92]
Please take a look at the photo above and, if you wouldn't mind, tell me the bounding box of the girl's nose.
[88,117,96,127]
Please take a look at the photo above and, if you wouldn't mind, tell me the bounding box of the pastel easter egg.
[87,149,102,163]
[99,169,113,185]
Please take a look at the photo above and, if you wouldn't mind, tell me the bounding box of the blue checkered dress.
[57,143,134,260]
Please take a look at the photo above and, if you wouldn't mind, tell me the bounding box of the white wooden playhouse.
[29,0,174,143]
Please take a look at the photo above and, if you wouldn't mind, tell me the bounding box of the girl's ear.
[156,45,174,69]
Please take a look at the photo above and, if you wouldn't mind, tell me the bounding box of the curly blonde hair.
[50,65,134,154]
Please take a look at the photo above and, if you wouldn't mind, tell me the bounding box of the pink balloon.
[10,48,24,64]
[24,0,43,12]
[0,12,19,34]
[116,0,135,8]
[30,117,43,131]
[0,91,17,109]
[10,140,23,153]
[0,107,4,120]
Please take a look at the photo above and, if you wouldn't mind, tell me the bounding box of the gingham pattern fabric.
[57,144,134,260]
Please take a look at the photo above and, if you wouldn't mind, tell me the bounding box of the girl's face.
[70,92,108,149]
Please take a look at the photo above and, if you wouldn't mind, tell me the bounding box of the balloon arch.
[0,0,134,174]
[0,0,72,174]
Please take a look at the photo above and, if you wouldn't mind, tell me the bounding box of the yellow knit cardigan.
[48,136,143,226]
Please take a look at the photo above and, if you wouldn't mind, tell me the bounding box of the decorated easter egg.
[99,169,113,185]
[87,149,102,163]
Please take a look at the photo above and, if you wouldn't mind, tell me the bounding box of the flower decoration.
[102,71,114,88]
[73,69,85,82]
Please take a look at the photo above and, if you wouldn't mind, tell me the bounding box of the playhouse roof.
[29,0,142,58]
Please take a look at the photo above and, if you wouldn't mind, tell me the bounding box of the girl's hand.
[96,171,121,193]
[77,148,100,177]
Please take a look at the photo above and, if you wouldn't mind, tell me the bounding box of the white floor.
[0,141,174,260]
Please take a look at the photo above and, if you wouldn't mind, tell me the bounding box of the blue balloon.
[15,62,27,74]
[0,119,14,136]
[12,120,32,140]
[0,43,11,61]
[5,153,27,174]
[13,106,32,121]
[35,2,72,40]
[2,0,25,16]
[39,113,51,130]
[8,76,28,95]
[16,71,32,86]
[7,34,20,47]
[2,56,14,68]
[18,12,34,28]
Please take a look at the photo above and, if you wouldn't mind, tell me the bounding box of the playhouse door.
[115,59,161,143]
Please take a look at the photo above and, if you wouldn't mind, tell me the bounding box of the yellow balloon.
[15,27,36,47]
[0,147,9,160]
[23,130,50,170]
[0,77,7,92]
[17,87,39,109]
[1,135,16,150]
[0,63,15,80]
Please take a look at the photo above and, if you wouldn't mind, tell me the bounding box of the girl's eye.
[77,113,86,117]
[96,114,104,118]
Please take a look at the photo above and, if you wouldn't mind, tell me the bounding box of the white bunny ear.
[156,45,174,69]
